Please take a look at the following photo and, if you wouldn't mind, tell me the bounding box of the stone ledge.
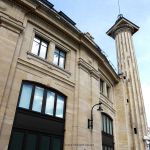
[27,51,71,77]
[17,57,75,88]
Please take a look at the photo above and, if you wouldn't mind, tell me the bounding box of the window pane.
[52,137,61,150]
[100,80,104,93]
[39,45,47,59]
[19,84,32,109]
[32,87,44,112]
[34,37,40,43]
[41,41,48,47]
[53,52,59,65]
[60,51,65,57]
[45,91,55,115]
[31,39,40,55]
[107,117,110,134]
[39,135,50,150]
[9,131,24,150]
[25,134,37,150]
[55,95,64,118]
[103,116,106,132]
[102,115,104,131]
[55,49,59,54]
[59,56,65,68]
[110,120,113,135]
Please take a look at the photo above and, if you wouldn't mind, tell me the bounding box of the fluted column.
[107,16,147,150]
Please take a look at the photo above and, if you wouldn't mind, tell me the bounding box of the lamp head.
[97,106,103,111]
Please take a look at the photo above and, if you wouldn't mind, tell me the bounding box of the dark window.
[53,48,66,69]
[31,36,48,59]
[39,135,50,150]
[134,128,137,134]
[25,133,37,150]
[100,79,104,93]
[102,114,114,150]
[9,130,63,150]
[102,114,113,135]
[18,82,65,119]
[9,131,24,150]
[102,145,114,150]
[52,137,62,150]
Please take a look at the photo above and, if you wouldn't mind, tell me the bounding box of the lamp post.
[88,102,103,129]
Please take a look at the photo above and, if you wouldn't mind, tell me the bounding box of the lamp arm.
[91,102,102,121]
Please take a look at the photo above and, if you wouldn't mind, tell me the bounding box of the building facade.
[0,0,147,150]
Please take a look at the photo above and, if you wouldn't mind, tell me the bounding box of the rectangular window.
[102,114,113,135]
[100,79,104,93]
[53,48,66,69]
[9,130,63,150]
[31,36,48,59]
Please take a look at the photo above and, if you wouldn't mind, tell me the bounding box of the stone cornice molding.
[78,58,100,80]
[0,12,24,34]
[17,56,74,88]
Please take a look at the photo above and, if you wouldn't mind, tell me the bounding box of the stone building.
[0,0,147,150]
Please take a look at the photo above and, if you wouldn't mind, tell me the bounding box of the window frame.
[31,36,49,59]
[102,113,113,136]
[8,129,64,150]
[101,113,114,150]
[17,81,66,120]
[53,47,66,69]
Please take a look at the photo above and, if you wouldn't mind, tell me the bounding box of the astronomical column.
[107,16,147,150]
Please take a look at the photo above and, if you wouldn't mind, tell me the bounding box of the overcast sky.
[48,0,150,127]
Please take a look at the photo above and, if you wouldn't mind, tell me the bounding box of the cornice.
[17,57,75,88]
[78,58,100,80]
[0,12,24,34]
[111,24,134,39]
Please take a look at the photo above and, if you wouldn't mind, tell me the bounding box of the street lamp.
[88,102,103,129]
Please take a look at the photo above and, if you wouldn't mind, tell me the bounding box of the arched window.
[8,81,66,150]
[18,81,66,118]
[101,113,114,150]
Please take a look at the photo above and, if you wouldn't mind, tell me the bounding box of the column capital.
[106,16,139,39]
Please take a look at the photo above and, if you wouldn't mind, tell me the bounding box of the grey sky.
[48,0,150,126]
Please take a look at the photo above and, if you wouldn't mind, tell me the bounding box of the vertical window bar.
[41,89,47,114]
[29,85,35,110]
[53,93,57,117]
